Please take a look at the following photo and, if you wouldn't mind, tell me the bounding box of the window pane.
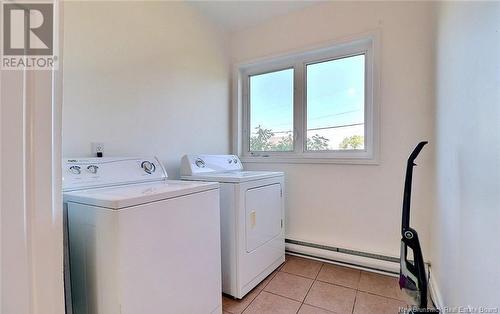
[306,54,365,151]
[249,69,294,152]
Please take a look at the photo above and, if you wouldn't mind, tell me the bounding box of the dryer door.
[245,183,282,253]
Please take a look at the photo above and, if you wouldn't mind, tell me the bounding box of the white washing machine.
[63,157,222,314]
[180,155,285,299]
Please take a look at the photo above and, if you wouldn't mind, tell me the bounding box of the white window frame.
[233,33,380,164]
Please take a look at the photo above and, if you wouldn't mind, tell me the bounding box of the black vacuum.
[399,141,439,313]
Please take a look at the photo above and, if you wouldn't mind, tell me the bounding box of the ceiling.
[189,1,324,33]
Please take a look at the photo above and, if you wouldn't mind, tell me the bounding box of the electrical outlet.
[91,142,104,157]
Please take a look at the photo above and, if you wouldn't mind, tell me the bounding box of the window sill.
[240,156,379,165]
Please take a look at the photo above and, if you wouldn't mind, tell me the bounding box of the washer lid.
[181,170,283,183]
[63,180,219,209]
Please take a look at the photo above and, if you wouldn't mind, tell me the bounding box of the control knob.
[69,165,81,175]
[141,161,156,174]
[87,165,99,174]
[195,158,205,168]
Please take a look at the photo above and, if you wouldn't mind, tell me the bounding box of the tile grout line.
[295,261,324,314]
[238,256,412,313]
[351,291,358,314]
[305,264,362,314]
[351,270,363,314]
[357,271,413,304]
[299,261,324,312]
[314,262,324,280]
[289,263,363,290]
[298,260,409,312]
[354,271,414,309]
[241,260,285,314]
[282,255,323,279]
[239,254,410,313]
[296,304,304,314]
[243,271,277,313]
[240,287,262,314]
[280,269,322,281]
[356,289,412,304]
[278,255,325,313]
[315,278,359,290]
[355,270,362,289]
[263,290,307,304]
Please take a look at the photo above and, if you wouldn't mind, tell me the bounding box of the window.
[239,36,378,163]
[250,69,294,152]
[306,55,365,151]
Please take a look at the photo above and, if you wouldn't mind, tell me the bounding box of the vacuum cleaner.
[399,141,439,313]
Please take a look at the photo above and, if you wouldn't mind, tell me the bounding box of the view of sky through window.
[250,69,294,152]
[306,54,365,150]
[249,54,365,152]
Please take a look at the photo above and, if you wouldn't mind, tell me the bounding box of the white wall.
[62,1,230,177]
[230,1,436,257]
[432,2,500,307]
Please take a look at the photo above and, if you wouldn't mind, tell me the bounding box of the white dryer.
[180,155,285,299]
[63,157,222,314]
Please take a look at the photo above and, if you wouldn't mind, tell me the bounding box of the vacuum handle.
[402,141,428,231]
[408,141,428,165]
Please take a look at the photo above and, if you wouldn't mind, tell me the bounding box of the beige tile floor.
[222,254,423,314]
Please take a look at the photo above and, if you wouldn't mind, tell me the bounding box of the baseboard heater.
[285,239,401,275]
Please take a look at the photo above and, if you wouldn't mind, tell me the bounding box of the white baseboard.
[285,241,400,275]
[428,268,443,309]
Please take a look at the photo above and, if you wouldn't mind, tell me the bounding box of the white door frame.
[1,1,65,313]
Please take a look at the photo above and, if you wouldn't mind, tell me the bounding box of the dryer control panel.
[180,154,243,176]
[63,157,167,192]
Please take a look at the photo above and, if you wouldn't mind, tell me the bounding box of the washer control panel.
[63,157,167,192]
[180,154,243,176]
